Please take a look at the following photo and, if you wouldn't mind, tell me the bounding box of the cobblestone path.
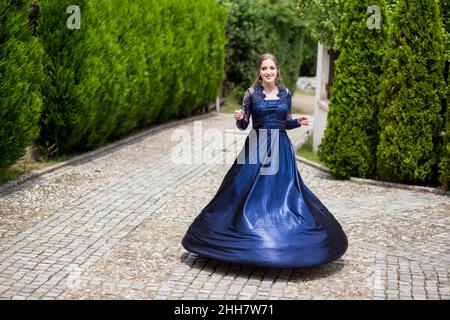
[0,113,449,300]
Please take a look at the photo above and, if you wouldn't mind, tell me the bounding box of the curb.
[0,112,216,194]
[295,155,450,197]
[296,155,330,173]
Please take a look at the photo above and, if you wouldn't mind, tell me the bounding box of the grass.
[296,134,325,165]
[0,148,72,185]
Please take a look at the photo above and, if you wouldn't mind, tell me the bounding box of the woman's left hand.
[298,116,309,126]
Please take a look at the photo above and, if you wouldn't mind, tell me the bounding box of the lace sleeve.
[285,88,301,130]
[236,88,252,130]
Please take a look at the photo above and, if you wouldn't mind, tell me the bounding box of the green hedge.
[37,0,226,155]
[37,0,121,153]
[0,0,44,170]
[220,0,304,95]
[318,0,387,179]
[376,0,445,184]
[438,0,450,187]
[441,82,450,187]
[156,0,227,122]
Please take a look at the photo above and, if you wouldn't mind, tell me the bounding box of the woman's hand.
[234,110,245,120]
[298,116,309,126]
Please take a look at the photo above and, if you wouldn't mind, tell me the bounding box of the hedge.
[37,0,227,155]
[318,0,388,179]
[376,0,446,184]
[0,0,44,170]
[438,0,450,187]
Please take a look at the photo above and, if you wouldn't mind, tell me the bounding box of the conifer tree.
[438,0,450,188]
[377,0,445,184]
[318,0,387,179]
[0,0,44,170]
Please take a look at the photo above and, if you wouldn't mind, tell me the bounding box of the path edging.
[296,155,450,197]
[0,112,216,194]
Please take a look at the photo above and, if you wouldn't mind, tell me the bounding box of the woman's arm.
[236,88,253,130]
[285,88,301,130]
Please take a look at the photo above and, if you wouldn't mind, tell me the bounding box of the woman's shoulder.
[278,84,290,95]
[245,86,256,95]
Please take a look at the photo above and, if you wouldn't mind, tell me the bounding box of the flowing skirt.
[182,129,348,268]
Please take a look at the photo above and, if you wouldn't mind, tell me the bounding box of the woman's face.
[260,59,278,86]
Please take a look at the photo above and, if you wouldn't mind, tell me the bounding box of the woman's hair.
[250,53,286,89]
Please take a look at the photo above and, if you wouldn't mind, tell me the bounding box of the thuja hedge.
[376,0,446,184]
[219,0,304,95]
[318,0,387,179]
[438,0,450,187]
[441,81,450,187]
[0,0,44,170]
[37,0,226,154]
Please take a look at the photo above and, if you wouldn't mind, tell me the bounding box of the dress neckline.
[257,83,286,101]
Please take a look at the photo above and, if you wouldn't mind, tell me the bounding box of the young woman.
[182,53,348,268]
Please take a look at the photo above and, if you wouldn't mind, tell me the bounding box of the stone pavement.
[0,112,449,300]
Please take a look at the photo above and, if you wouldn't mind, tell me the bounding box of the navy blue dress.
[182,84,348,268]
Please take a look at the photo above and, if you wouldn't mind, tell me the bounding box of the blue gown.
[182,84,348,268]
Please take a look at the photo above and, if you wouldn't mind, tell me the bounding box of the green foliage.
[220,0,304,96]
[296,0,397,51]
[297,0,344,51]
[438,0,450,187]
[299,30,317,77]
[156,0,227,121]
[38,0,98,153]
[386,0,398,11]
[377,0,446,184]
[0,0,44,170]
[37,0,226,155]
[440,85,450,187]
[318,0,388,179]
[442,0,450,59]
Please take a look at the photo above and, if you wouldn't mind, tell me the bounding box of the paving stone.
[0,113,448,300]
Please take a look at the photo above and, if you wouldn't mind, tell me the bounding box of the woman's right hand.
[234,110,245,120]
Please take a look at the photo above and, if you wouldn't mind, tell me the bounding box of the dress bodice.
[236,84,301,130]
[251,98,291,129]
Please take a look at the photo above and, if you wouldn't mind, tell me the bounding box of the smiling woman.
[182,53,348,269]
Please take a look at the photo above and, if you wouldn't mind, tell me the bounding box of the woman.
[182,53,348,268]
